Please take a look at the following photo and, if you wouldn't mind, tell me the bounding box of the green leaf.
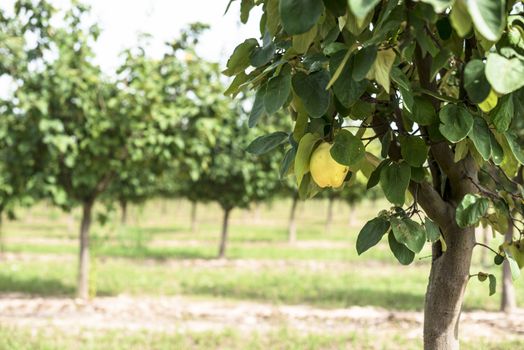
[450,0,472,37]
[491,95,514,132]
[485,53,524,94]
[388,231,415,265]
[329,51,367,108]
[490,133,503,165]
[330,129,365,166]
[240,0,255,23]
[348,0,381,19]
[293,25,317,54]
[410,96,438,126]
[390,217,426,254]
[468,117,492,161]
[466,0,505,41]
[292,70,331,118]
[477,272,488,282]
[380,161,411,206]
[352,46,377,81]
[399,136,428,168]
[223,38,258,76]
[250,37,275,67]
[488,274,496,296]
[294,133,321,187]
[463,59,490,104]
[356,217,390,255]
[420,0,453,13]
[224,71,249,97]
[504,248,521,280]
[504,132,524,165]
[367,159,390,190]
[456,194,489,228]
[280,0,324,35]
[494,254,504,265]
[249,86,267,128]
[367,49,396,93]
[391,68,414,111]
[438,104,474,143]
[246,131,289,155]
[264,69,291,114]
[280,147,296,178]
[266,0,280,36]
[425,218,441,242]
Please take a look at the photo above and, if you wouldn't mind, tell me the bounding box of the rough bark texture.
[423,225,475,350]
[325,197,334,234]
[120,199,127,226]
[501,221,517,313]
[288,195,298,243]
[77,200,94,300]
[218,208,231,259]
[190,201,198,234]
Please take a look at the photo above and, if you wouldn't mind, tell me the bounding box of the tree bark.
[288,194,298,243]
[218,208,231,259]
[501,220,517,313]
[120,199,128,226]
[423,224,476,350]
[77,200,94,300]
[325,196,334,234]
[190,201,198,233]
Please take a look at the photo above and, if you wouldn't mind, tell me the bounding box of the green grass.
[5,240,395,262]
[1,325,522,350]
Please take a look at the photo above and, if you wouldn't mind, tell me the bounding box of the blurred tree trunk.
[252,203,261,224]
[501,219,517,313]
[348,204,357,227]
[288,194,298,243]
[325,196,334,234]
[161,199,168,215]
[120,199,128,226]
[78,199,94,300]
[190,201,198,233]
[218,207,231,259]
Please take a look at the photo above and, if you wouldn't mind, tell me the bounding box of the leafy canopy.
[226,0,524,283]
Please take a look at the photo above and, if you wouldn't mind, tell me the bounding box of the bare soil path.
[1,294,523,342]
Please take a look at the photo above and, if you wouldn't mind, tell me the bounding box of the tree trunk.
[288,195,298,243]
[218,208,231,259]
[325,197,334,234]
[423,225,476,350]
[120,199,128,226]
[348,204,357,227]
[501,220,517,313]
[190,201,198,233]
[77,200,94,300]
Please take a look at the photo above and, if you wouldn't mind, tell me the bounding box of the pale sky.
[6,0,262,74]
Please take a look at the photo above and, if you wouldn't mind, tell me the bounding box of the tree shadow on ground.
[185,284,425,311]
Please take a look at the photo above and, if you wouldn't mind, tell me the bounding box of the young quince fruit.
[309,142,349,188]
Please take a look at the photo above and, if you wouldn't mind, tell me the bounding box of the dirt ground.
[1,294,524,342]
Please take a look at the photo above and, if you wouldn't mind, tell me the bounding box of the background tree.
[226,1,524,348]
[0,0,54,258]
